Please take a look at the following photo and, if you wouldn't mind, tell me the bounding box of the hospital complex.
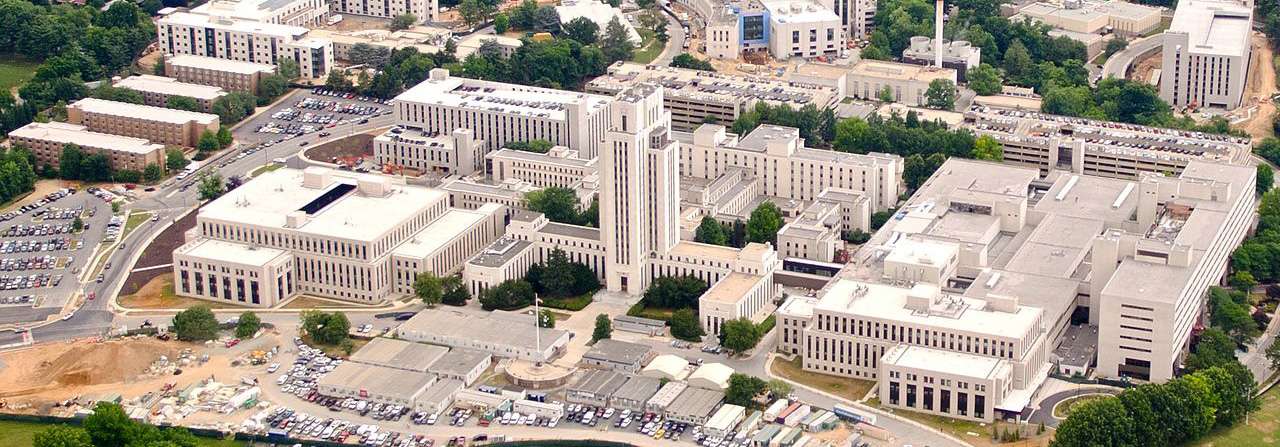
[163,0,1261,424]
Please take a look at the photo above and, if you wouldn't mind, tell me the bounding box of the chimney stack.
[935,0,944,68]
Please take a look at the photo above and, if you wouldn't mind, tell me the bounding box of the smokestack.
[935,0,944,68]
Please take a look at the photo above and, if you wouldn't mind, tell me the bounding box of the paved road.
[654,9,687,66]
[0,89,397,348]
[1101,34,1164,81]
[1025,388,1121,428]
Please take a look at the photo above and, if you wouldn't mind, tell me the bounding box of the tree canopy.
[642,275,709,309]
[592,313,612,342]
[300,310,350,345]
[745,201,783,244]
[235,311,260,338]
[719,318,764,353]
[171,305,218,342]
[670,53,715,71]
[478,279,535,310]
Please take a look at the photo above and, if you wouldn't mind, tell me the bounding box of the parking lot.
[235,89,392,145]
[0,189,114,325]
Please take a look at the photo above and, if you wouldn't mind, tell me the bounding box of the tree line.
[1051,363,1256,447]
[693,202,783,248]
[524,187,599,227]
[1230,189,1280,283]
[0,148,37,206]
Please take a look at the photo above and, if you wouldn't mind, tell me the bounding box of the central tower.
[600,84,679,294]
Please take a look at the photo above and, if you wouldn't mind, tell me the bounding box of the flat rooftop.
[398,309,569,352]
[429,349,492,377]
[396,70,610,121]
[814,279,1043,341]
[175,238,290,266]
[160,12,310,39]
[486,148,595,168]
[612,376,661,402]
[764,0,841,23]
[114,75,227,100]
[348,338,448,373]
[71,98,219,125]
[199,168,447,242]
[703,272,766,304]
[883,345,1011,380]
[468,238,534,268]
[583,339,653,366]
[849,59,955,82]
[587,62,838,110]
[9,122,165,155]
[1168,0,1252,56]
[666,387,724,418]
[391,208,490,259]
[317,362,435,398]
[570,369,629,396]
[193,0,307,20]
[167,54,276,74]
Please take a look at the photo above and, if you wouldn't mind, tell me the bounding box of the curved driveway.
[1026,388,1122,427]
[1101,34,1164,81]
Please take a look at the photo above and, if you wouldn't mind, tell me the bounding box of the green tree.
[324,69,354,92]
[592,313,612,342]
[563,17,600,45]
[83,402,139,447]
[724,373,767,406]
[600,17,635,63]
[511,0,538,30]
[211,92,258,123]
[33,425,92,447]
[694,216,728,246]
[973,135,1003,161]
[414,272,444,305]
[494,13,510,34]
[967,63,1003,96]
[745,201,783,244]
[235,311,260,338]
[441,276,469,305]
[165,148,188,171]
[143,163,163,182]
[197,129,219,155]
[1258,164,1274,195]
[301,310,350,345]
[478,279,535,310]
[59,143,85,180]
[257,74,289,101]
[1267,335,1280,371]
[1050,395,1133,447]
[670,307,704,341]
[766,379,794,399]
[88,84,143,104]
[1208,286,1260,343]
[643,275,708,309]
[340,338,355,355]
[925,78,957,110]
[198,172,226,201]
[171,305,218,342]
[539,248,577,296]
[670,53,715,71]
[72,216,83,232]
[1229,270,1259,293]
[524,187,580,224]
[389,13,417,31]
[1200,362,1257,428]
[1185,328,1237,371]
[1003,39,1035,84]
[80,153,112,182]
[217,126,233,148]
[876,85,894,103]
[719,318,763,353]
[538,308,555,328]
[458,0,487,27]
[274,57,300,79]
[506,139,554,153]
[164,95,201,112]
[1104,37,1129,57]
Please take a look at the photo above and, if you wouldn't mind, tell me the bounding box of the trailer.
[832,404,877,426]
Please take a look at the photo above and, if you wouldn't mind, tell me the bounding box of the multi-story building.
[845,59,957,107]
[192,0,331,26]
[8,122,165,173]
[165,54,276,95]
[1159,0,1252,110]
[157,12,334,79]
[585,62,840,131]
[171,238,297,307]
[112,75,228,112]
[699,272,775,335]
[66,98,220,149]
[782,156,1255,421]
[390,68,611,158]
[775,188,871,262]
[373,128,487,175]
[763,0,844,59]
[900,37,981,81]
[963,105,1253,179]
[333,0,437,23]
[485,146,598,189]
[174,167,503,304]
[556,0,642,44]
[681,124,901,211]
[1016,0,1162,38]
[397,309,571,362]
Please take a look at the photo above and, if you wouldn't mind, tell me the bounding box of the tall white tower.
[934,0,944,68]
[600,84,680,294]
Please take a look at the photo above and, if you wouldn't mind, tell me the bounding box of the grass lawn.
[117,274,248,309]
[0,420,247,447]
[0,57,42,94]
[1051,393,1110,419]
[1143,17,1173,38]
[886,409,1052,447]
[769,356,874,402]
[124,211,152,235]
[250,163,283,177]
[1195,384,1280,447]
[632,28,663,64]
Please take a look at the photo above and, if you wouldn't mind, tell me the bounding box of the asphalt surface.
[0,88,396,347]
[1024,388,1121,427]
[1101,34,1164,80]
[0,194,112,325]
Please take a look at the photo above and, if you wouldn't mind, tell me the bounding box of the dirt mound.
[32,340,178,387]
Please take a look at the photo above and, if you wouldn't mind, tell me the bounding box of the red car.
[225,338,240,348]
[87,292,96,300]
